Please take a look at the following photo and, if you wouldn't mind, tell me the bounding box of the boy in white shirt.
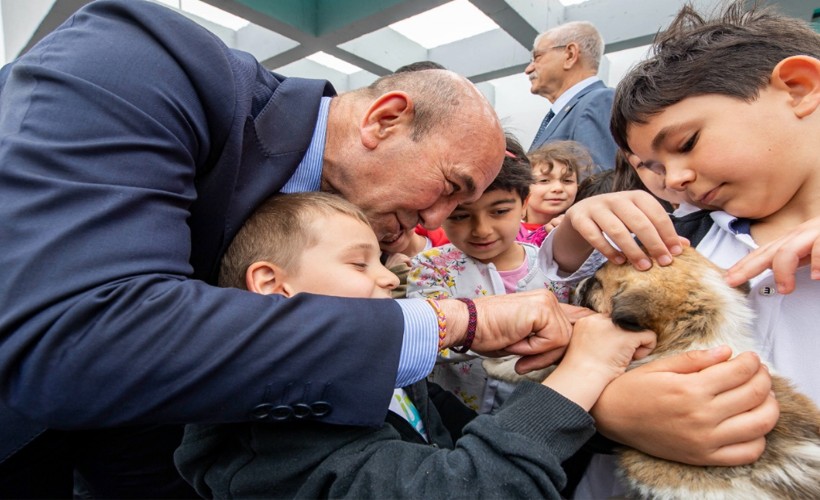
[542,1,818,495]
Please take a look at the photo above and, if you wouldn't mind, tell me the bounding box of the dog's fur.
[575,247,820,499]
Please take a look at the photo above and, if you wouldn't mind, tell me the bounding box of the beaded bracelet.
[425,299,447,351]
[451,298,476,353]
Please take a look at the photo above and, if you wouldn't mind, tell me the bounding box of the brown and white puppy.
[575,247,820,499]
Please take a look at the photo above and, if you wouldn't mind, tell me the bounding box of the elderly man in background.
[526,21,618,171]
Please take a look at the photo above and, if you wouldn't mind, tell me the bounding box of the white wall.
[0,0,54,64]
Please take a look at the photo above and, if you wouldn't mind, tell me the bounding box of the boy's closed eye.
[340,244,381,269]
[679,132,699,153]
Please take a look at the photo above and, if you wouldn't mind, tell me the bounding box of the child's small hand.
[562,191,686,270]
[542,314,656,411]
[543,214,565,233]
[591,348,778,466]
[725,215,820,294]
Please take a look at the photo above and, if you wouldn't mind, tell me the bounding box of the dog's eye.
[574,277,601,308]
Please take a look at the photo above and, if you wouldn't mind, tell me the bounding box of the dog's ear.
[610,289,651,332]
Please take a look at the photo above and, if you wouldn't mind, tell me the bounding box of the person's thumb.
[633,345,733,375]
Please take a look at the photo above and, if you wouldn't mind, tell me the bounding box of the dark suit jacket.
[175,381,593,499]
[529,80,617,172]
[0,0,403,461]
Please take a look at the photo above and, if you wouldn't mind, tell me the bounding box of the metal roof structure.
[1,0,816,144]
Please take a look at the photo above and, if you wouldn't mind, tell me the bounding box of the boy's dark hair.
[575,169,615,203]
[611,0,820,153]
[611,150,646,193]
[218,192,370,290]
[612,150,675,212]
[527,140,595,182]
[484,134,534,201]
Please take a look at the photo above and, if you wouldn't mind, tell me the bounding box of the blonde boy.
[175,191,657,498]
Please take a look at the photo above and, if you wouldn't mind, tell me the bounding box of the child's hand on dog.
[726,215,820,294]
[554,190,688,273]
[542,313,656,411]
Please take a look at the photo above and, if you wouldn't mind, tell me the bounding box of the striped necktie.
[538,109,555,134]
[531,109,555,150]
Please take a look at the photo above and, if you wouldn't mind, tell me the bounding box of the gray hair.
[353,70,466,141]
[537,21,604,71]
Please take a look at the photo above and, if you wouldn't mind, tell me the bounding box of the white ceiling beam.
[469,0,539,49]
[235,23,299,63]
[431,28,530,79]
[339,27,429,74]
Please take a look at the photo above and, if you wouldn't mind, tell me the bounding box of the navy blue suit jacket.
[0,0,403,461]
[529,80,618,172]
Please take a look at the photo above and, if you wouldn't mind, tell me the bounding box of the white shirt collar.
[549,76,601,115]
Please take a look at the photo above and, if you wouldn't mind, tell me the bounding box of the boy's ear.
[360,92,414,150]
[771,55,820,118]
[245,261,295,297]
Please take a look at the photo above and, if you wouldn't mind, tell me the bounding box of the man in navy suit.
[0,0,580,495]
[526,21,618,172]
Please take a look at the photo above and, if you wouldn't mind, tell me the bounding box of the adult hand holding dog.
[437,290,581,372]
[591,346,780,466]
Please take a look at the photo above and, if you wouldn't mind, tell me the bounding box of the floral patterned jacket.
[407,242,569,301]
[407,242,572,413]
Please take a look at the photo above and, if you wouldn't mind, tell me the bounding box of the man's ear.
[562,42,581,70]
[771,55,820,118]
[360,92,414,150]
[245,261,295,297]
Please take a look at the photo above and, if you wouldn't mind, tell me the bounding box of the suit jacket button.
[270,405,293,421]
[310,401,332,417]
[249,403,273,420]
[293,403,312,419]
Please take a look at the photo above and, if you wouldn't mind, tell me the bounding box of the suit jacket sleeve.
[0,0,402,429]
[174,381,596,499]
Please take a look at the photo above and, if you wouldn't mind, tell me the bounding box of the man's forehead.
[534,35,555,51]
[625,112,668,153]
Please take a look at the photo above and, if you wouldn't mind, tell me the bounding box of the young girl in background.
[522,141,595,241]
[407,135,575,413]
